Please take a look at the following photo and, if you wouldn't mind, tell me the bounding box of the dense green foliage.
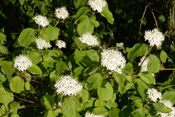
[0,0,175,116]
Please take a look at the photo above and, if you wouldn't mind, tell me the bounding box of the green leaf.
[100,4,114,24]
[10,101,20,113]
[46,25,60,41]
[10,113,19,117]
[44,110,56,117]
[135,79,148,98]
[25,82,30,90]
[74,0,88,9]
[74,38,87,50]
[79,89,89,102]
[28,64,42,75]
[109,108,120,117]
[40,95,55,109]
[73,66,84,77]
[0,105,7,116]
[97,80,113,101]
[62,96,80,117]
[90,15,100,27]
[10,76,25,93]
[123,62,133,75]
[93,107,109,116]
[55,61,68,74]
[87,49,99,62]
[74,49,86,66]
[158,14,166,22]
[95,99,105,107]
[0,45,8,54]
[29,51,42,64]
[138,72,155,85]
[0,32,6,43]
[131,108,145,117]
[127,43,148,60]
[0,85,14,105]
[77,18,94,36]
[87,73,102,89]
[148,54,160,73]
[162,91,175,105]
[153,103,172,113]
[1,61,13,79]
[0,73,6,82]
[73,6,90,19]
[160,50,168,63]
[18,28,35,47]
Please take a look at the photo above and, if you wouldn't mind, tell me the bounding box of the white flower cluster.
[88,0,106,13]
[101,49,126,74]
[139,56,149,72]
[85,112,104,117]
[14,55,32,71]
[56,40,66,49]
[157,100,175,117]
[54,75,83,96]
[33,15,49,27]
[55,7,69,19]
[78,33,99,46]
[146,88,162,102]
[36,38,52,50]
[144,28,165,47]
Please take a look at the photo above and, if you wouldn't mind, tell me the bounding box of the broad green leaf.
[44,110,56,117]
[74,38,87,49]
[18,28,35,47]
[0,85,14,105]
[119,105,133,117]
[138,72,155,85]
[100,4,114,24]
[10,101,20,113]
[90,15,100,27]
[109,108,120,117]
[10,113,19,117]
[39,29,50,42]
[93,107,109,116]
[95,99,105,107]
[0,32,6,42]
[79,89,89,102]
[162,91,175,105]
[97,80,113,101]
[123,62,133,75]
[153,103,172,113]
[10,76,25,93]
[0,105,7,116]
[29,51,42,64]
[25,82,30,90]
[127,43,148,60]
[0,73,6,82]
[73,6,91,19]
[74,0,88,9]
[1,61,13,79]
[148,54,160,73]
[74,49,86,66]
[77,18,94,36]
[56,61,68,74]
[40,95,55,109]
[49,70,58,81]
[28,64,42,75]
[0,45,8,54]
[19,0,25,5]
[135,79,148,98]
[46,25,60,41]
[62,96,80,117]
[131,108,145,117]
[87,73,102,89]
[73,66,84,77]
[160,50,168,63]
[87,49,99,62]
[158,14,166,22]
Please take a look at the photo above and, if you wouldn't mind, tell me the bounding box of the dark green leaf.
[153,103,172,113]
[0,45,8,54]
[56,61,68,74]
[40,95,55,109]
[100,4,114,24]
[1,61,13,79]
[135,79,148,98]
[87,49,99,62]
[162,91,175,105]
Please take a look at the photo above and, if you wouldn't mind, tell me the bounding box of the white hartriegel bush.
[55,7,69,19]
[33,15,49,27]
[56,40,66,49]
[146,88,162,102]
[88,0,106,13]
[78,33,99,46]
[36,38,52,50]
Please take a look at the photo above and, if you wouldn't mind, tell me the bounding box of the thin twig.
[160,68,175,71]
[14,70,48,78]
[139,5,148,32]
[151,9,159,29]
[14,95,34,104]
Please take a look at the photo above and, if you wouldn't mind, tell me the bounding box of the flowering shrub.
[0,0,175,117]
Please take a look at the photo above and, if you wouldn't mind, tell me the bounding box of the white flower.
[36,38,52,50]
[14,55,32,71]
[85,112,104,117]
[146,88,162,102]
[139,56,149,72]
[78,33,99,46]
[144,28,165,47]
[159,100,173,109]
[56,40,66,49]
[33,15,49,27]
[58,102,62,108]
[55,7,69,19]
[54,75,83,96]
[88,0,106,13]
[101,49,126,74]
